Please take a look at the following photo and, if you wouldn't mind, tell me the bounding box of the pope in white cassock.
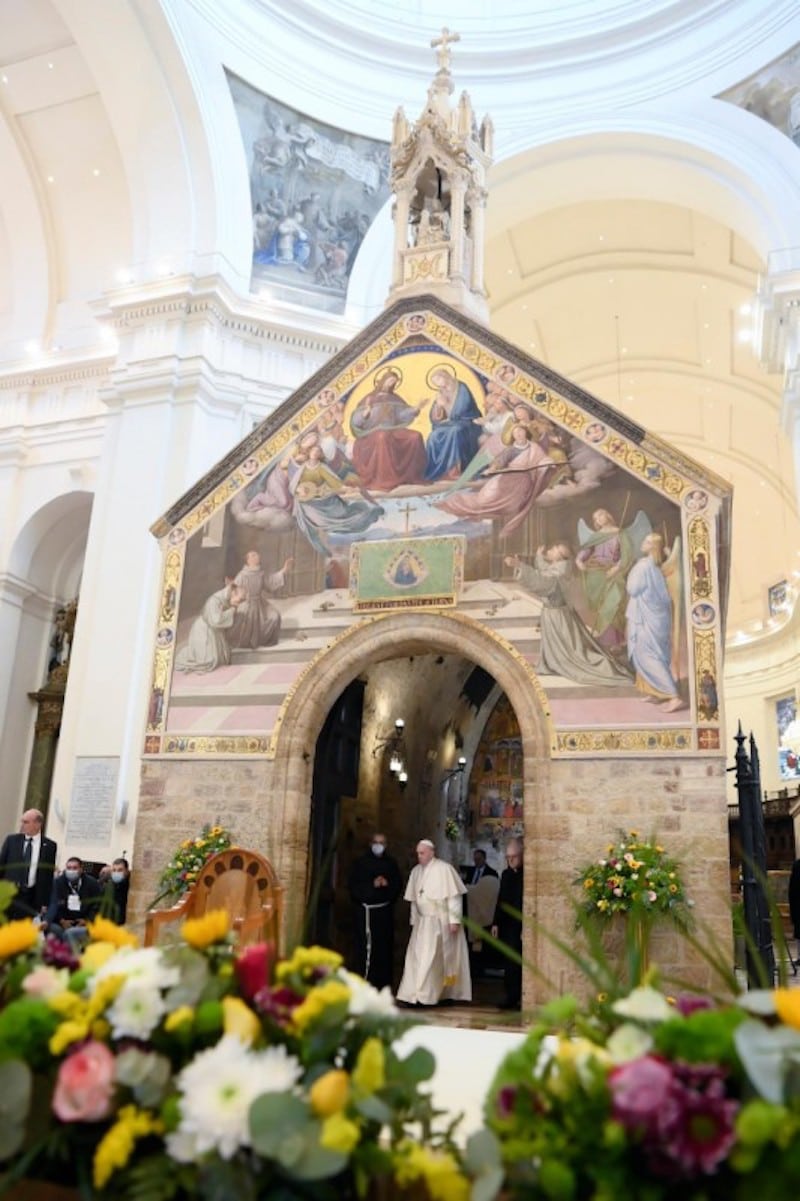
[396,840,472,1006]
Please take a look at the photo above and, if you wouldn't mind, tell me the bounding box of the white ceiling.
[0,0,798,636]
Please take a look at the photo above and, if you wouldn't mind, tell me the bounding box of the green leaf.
[288,1136,348,1181]
[471,1166,505,1201]
[394,1045,435,1083]
[735,1019,800,1103]
[250,1092,310,1159]
[464,1127,502,1173]
[354,1094,393,1123]
[0,1059,31,1160]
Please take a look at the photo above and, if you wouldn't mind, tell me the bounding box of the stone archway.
[268,609,552,1005]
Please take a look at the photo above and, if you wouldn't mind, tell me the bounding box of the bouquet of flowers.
[0,913,471,1200]
[152,824,232,905]
[482,983,800,1200]
[444,818,461,843]
[575,830,689,923]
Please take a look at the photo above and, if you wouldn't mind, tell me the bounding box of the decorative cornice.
[0,356,113,392]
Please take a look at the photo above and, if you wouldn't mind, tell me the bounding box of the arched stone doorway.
[268,610,552,1006]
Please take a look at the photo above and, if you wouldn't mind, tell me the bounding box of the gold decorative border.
[688,517,713,602]
[555,729,694,754]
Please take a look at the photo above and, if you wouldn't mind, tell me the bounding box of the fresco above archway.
[146,296,730,759]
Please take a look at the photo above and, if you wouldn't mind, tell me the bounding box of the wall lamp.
[373,718,408,786]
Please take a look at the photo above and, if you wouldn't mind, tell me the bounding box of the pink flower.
[609,1056,673,1133]
[234,941,275,1001]
[52,1040,115,1123]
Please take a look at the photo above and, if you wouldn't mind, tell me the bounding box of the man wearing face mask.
[99,857,130,923]
[45,856,103,946]
[348,831,402,989]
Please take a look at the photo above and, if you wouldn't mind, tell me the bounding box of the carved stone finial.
[386,33,492,325]
[431,26,460,75]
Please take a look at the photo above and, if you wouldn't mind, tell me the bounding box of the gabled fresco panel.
[146,302,727,758]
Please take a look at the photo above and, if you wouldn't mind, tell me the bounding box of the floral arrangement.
[152,823,232,905]
[483,982,800,1201]
[444,818,461,842]
[575,829,689,922]
[0,912,473,1200]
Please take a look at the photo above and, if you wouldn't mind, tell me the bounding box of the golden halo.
[373,364,403,387]
[426,362,458,389]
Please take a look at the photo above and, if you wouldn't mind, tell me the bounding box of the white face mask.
[64,869,80,883]
[111,871,126,884]
[371,843,386,857]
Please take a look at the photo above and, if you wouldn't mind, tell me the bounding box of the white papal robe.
[397,857,472,1005]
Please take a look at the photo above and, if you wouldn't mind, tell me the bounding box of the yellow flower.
[596,899,609,912]
[222,996,261,1045]
[93,1105,163,1189]
[87,976,124,1021]
[82,942,119,972]
[291,979,351,1032]
[276,945,343,981]
[583,878,594,890]
[86,916,139,949]
[47,990,83,1017]
[774,989,800,1030]
[0,918,38,959]
[309,1069,350,1116]
[164,1005,194,1032]
[352,1037,385,1095]
[181,909,229,949]
[395,1144,469,1201]
[50,1018,90,1055]
[669,884,678,894]
[628,831,639,839]
[320,1112,360,1154]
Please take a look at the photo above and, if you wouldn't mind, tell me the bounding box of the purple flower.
[496,1085,517,1119]
[41,935,80,970]
[674,994,715,1017]
[657,1071,738,1176]
[609,1056,673,1134]
[614,1058,738,1180]
[253,984,303,1025]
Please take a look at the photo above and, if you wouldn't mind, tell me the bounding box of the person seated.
[98,857,130,924]
[45,856,103,948]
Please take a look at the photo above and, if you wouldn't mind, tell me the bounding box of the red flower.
[234,942,275,1001]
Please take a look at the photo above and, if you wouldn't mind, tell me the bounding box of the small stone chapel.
[136,36,733,1003]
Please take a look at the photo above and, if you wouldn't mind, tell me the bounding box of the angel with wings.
[625,532,685,711]
[575,507,652,652]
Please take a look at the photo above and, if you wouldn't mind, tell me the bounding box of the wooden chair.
[144,847,283,951]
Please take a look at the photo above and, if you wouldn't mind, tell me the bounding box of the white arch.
[491,101,800,256]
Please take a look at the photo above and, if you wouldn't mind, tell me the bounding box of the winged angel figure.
[624,531,686,712]
[575,508,652,651]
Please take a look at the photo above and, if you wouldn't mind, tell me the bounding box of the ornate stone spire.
[387,29,493,324]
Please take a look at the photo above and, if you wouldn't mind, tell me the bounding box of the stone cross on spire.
[431,27,460,75]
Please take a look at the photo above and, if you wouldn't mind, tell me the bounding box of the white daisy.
[173,1036,302,1160]
[340,971,397,1017]
[91,946,180,993]
[107,982,167,1040]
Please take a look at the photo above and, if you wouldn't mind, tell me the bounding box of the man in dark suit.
[45,856,102,946]
[492,839,524,1010]
[466,848,498,885]
[0,808,57,920]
